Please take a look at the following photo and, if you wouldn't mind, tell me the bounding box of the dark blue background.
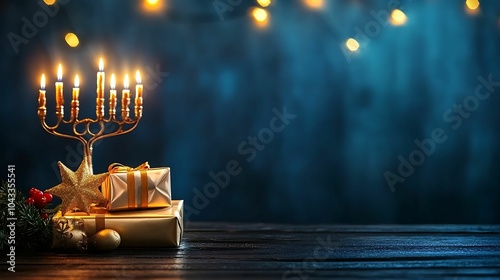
[1,0,500,224]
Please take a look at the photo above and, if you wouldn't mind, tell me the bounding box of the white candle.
[55,64,64,116]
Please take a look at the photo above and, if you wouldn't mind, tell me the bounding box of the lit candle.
[97,58,105,99]
[73,75,80,100]
[135,70,143,118]
[122,74,130,120]
[95,58,105,119]
[109,74,117,118]
[38,74,46,118]
[55,64,64,117]
[71,75,80,120]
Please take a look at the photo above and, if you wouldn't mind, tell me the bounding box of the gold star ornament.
[47,159,108,215]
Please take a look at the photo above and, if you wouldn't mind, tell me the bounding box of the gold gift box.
[102,167,172,211]
[53,200,183,247]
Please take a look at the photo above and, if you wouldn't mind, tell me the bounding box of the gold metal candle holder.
[38,59,144,174]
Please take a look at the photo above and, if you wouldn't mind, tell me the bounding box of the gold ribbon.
[108,162,150,209]
[141,171,148,208]
[108,162,150,173]
[90,205,107,214]
[95,214,105,232]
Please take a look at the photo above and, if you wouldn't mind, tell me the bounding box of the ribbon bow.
[108,162,150,173]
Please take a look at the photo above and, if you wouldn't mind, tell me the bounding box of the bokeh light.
[345,38,360,52]
[465,0,480,15]
[257,0,271,8]
[466,0,480,10]
[251,7,269,28]
[302,0,324,10]
[43,0,56,5]
[141,0,166,14]
[64,33,79,47]
[390,9,407,26]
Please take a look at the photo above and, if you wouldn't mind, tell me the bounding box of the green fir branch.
[0,182,54,252]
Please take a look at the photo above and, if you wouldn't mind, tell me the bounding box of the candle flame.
[124,74,129,89]
[136,70,142,84]
[74,75,79,88]
[57,64,62,81]
[41,74,46,89]
[99,58,104,72]
[111,74,116,89]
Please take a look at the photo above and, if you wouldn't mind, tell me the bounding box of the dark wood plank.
[3,223,500,279]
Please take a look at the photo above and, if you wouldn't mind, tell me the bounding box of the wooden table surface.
[5,223,500,279]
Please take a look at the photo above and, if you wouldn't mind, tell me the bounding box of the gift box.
[52,200,184,247]
[101,163,172,211]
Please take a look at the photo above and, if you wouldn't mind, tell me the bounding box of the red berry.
[25,197,35,205]
[34,196,47,209]
[29,188,41,197]
[43,192,53,203]
[40,213,49,219]
[30,188,44,200]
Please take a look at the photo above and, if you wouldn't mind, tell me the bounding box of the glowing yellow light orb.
[345,38,360,52]
[142,0,165,14]
[252,7,268,22]
[65,33,79,47]
[257,0,271,7]
[302,0,324,10]
[43,0,56,5]
[466,0,480,10]
[147,0,159,4]
[390,9,407,26]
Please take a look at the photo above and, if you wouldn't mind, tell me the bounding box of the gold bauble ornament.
[89,229,121,251]
[51,218,88,250]
[46,157,108,215]
[65,229,88,250]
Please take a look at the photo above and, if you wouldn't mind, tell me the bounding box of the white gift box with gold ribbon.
[102,163,172,211]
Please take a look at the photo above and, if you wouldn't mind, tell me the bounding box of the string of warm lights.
[42,0,490,52]
[343,0,483,53]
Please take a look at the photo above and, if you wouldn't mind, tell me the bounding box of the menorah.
[38,59,143,174]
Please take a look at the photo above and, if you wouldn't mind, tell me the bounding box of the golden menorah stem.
[38,107,46,119]
[39,112,141,174]
[71,100,79,121]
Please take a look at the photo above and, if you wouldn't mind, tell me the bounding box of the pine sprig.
[0,182,54,252]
